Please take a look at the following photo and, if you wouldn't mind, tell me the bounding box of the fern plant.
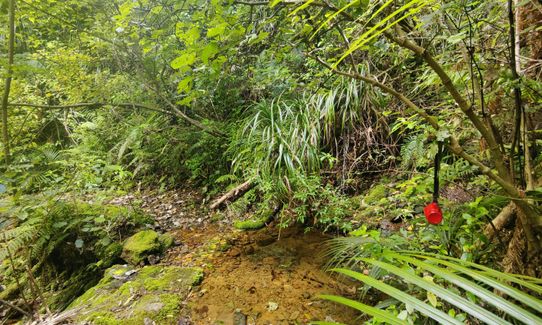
[317,251,542,325]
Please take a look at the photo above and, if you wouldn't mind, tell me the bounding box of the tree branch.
[385,28,511,182]
[310,55,519,196]
[146,86,227,137]
[9,101,226,137]
[8,102,172,116]
[0,298,31,318]
[1,0,15,165]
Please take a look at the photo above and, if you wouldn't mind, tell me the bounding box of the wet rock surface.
[162,226,359,325]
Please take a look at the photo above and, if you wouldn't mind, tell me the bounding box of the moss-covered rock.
[234,204,275,230]
[363,184,388,205]
[68,264,203,324]
[158,232,175,250]
[121,230,162,265]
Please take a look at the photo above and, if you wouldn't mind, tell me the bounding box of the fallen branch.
[0,298,31,318]
[210,180,254,210]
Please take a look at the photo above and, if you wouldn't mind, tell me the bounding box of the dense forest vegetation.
[1,0,542,324]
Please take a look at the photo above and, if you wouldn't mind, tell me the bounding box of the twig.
[0,299,31,318]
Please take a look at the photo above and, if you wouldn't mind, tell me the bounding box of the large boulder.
[68,264,203,324]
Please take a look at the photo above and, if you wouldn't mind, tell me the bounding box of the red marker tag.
[424,202,443,225]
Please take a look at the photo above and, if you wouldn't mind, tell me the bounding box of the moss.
[121,230,161,265]
[157,293,182,317]
[363,184,388,205]
[210,211,225,223]
[68,265,203,324]
[159,233,175,250]
[234,218,267,230]
[234,204,274,230]
[142,266,203,290]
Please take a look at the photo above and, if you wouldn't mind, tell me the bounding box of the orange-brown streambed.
[162,225,359,325]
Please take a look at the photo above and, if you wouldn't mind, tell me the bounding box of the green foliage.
[231,98,322,186]
[0,194,150,307]
[322,251,542,325]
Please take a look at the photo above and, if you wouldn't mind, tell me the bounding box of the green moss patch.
[159,233,175,250]
[363,184,388,205]
[234,217,267,230]
[121,230,162,265]
[69,264,203,324]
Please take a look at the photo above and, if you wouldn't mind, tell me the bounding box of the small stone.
[147,254,160,265]
[177,317,191,325]
[256,236,275,247]
[125,269,138,276]
[143,302,164,312]
[228,248,241,257]
[233,309,247,325]
[266,302,279,311]
[262,257,277,265]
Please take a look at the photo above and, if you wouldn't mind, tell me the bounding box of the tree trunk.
[1,0,16,166]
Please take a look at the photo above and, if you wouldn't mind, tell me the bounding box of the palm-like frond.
[323,251,542,325]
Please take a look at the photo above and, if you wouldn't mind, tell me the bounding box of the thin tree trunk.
[484,202,516,241]
[1,0,16,166]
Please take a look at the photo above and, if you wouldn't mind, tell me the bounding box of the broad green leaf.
[427,291,438,307]
[177,77,194,94]
[364,258,510,325]
[319,294,406,325]
[403,251,542,295]
[405,252,542,313]
[171,52,197,69]
[201,43,219,65]
[207,22,228,38]
[332,268,461,324]
[178,27,200,45]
